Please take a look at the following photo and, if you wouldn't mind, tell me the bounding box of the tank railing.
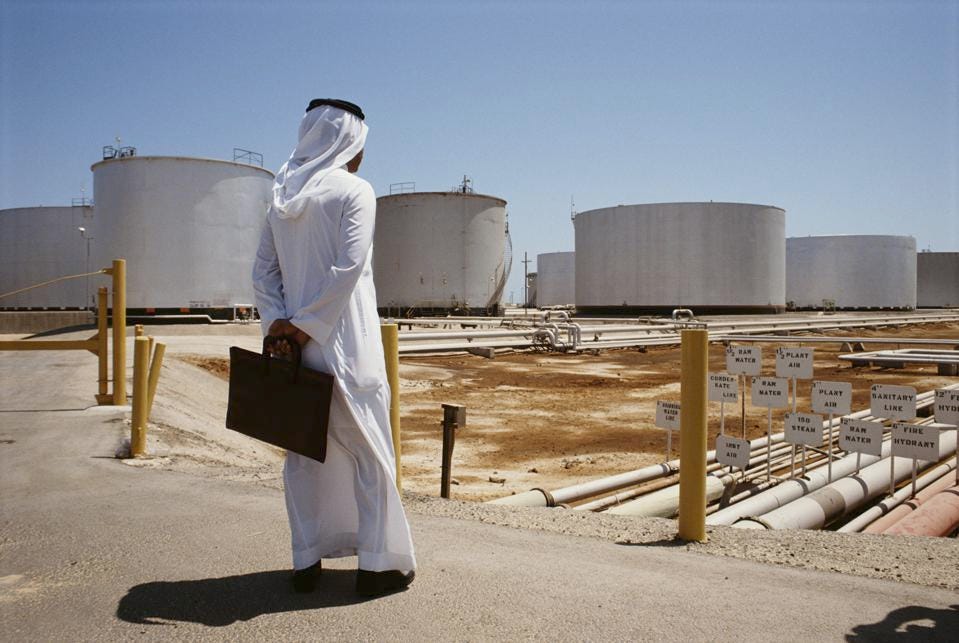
[0,269,108,303]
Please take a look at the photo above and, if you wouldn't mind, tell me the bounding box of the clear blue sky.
[2,0,956,302]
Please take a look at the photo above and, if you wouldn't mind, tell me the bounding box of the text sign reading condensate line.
[891,423,939,461]
[775,347,814,380]
[655,400,681,431]
[871,385,917,421]
[784,412,824,447]
[811,381,852,416]
[839,418,884,457]
[726,346,762,376]
[716,435,751,469]
[935,389,959,426]
[708,373,739,403]
[751,377,790,408]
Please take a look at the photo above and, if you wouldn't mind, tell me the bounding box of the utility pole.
[522,252,532,312]
[78,227,93,309]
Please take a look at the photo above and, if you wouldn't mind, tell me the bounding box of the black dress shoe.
[356,569,415,597]
[292,560,322,593]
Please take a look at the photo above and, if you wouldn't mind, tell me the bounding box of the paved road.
[2,347,957,640]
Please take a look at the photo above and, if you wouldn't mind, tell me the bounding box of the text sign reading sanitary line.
[726,346,762,376]
[655,400,681,431]
[751,377,790,408]
[784,412,824,447]
[891,423,939,461]
[811,381,852,416]
[839,418,884,457]
[935,389,959,426]
[775,347,814,380]
[871,385,917,421]
[716,435,751,469]
[708,373,739,403]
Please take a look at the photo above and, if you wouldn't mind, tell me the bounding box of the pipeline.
[881,485,959,537]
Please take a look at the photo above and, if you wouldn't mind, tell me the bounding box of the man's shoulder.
[327,169,375,199]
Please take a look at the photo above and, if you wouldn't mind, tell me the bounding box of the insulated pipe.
[488,462,675,507]
[882,486,959,537]
[857,464,958,534]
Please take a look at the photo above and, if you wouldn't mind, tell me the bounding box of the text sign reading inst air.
[751,377,790,408]
[871,385,917,421]
[655,401,681,431]
[839,418,884,457]
[726,346,762,376]
[811,381,852,416]
[775,347,814,380]
[716,435,751,469]
[708,373,739,403]
[891,423,939,461]
[784,412,824,447]
[935,389,959,426]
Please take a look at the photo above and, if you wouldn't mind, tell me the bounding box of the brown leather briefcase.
[226,336,333,463]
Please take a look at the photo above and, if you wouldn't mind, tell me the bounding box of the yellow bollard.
[146,342,166,419]
[131,336,149,456]
[96,287,111,404]
[112,259,127,405]
[678,328,709,542]
[380,323,402,490]
[135,324,144,338]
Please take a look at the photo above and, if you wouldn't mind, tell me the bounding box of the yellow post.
[112,259,127,405]
[131,336,150,456]
[381,323,402,489]
[146,342,166,419]
[678,328,709,542]
[96,287,110,404]
[135,324,144,338]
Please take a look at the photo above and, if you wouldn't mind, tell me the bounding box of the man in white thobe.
[252,99,416,596]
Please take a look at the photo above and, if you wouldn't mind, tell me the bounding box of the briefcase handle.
[263,335,302,382]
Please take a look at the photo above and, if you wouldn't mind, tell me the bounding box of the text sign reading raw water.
[708,373,739,403]
[655,401,681,431]
[775,347,814,380]
[811,381,852,416]
[871,385,917,421]
[891,423,939,461]
[784,412,824,447]
[726,346,762,376]
[716,435,751,469]
[935,389,959,426]
[751,377,790,408]
[839,418,884,456]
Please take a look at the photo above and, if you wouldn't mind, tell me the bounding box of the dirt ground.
[182,321,959,503]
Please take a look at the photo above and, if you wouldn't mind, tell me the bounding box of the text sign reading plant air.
[726,346,761,376]
[839,418,884,456]
[716,435,751,469]
[871,385,917,421]
[811,381,852,416]
[784,412,824,447]
[655,401,681,431]
[751,377,789,408]
[775,347,814,380]
[891,423,939,461]
[708,373,739,403]
[935,389,959,426]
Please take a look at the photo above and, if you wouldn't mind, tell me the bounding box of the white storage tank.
[917,251,959,308]
[373,191,510,315]
[574,202,785,314]
[786,235,917,310]
[90,156,273,316]
[536,251,575,307]
[0,205,94,309]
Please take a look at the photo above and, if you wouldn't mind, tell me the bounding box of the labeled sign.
[784,412,824,447]
[708,373,739,403]
[891,423,939,461]
[935,389,959,426]
[811,381,852,416]
[775,347,814,380]
[871,385,917,421]
[655,400,681,430]
[726,346,761,376]
[751,377,790,408]
[839,418,884,456]
[716,435,751,469]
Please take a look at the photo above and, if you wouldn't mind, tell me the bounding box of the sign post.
[934,389,959,484]
[751,376,790,481]
[872,384,918,496]
[726,346,761,440]
[891,422,940,496]
[656,400,681,461]
[776,347,814,477]
[811,381,852,481]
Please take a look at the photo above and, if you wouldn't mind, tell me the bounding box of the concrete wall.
[536,252,575,306]
[917,252,959,308]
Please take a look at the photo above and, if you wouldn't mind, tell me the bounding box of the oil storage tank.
[536,251,575,307]
[373,191,511,315]
[786,235,916,310]
[0,205,94,309]
[90,156,273,317]
[917,251,959,308]
[574,202,785,314]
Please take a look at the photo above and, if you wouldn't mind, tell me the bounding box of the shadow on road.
[846,604,959,642]
[116,569,372,626]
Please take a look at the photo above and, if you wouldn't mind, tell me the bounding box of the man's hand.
[268,319,311,347]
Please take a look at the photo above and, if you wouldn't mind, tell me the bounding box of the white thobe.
[252,167,416,573]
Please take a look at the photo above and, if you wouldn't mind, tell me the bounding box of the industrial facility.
[535,251,575,307]
[918,251,959,308]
